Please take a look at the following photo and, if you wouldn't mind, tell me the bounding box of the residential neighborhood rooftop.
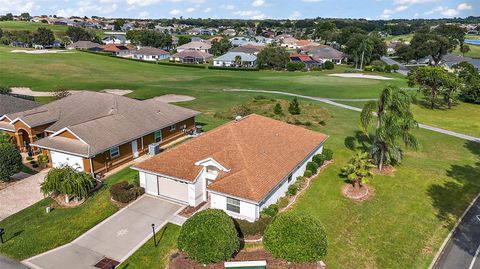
[0,94,40,117]
[134,114,328,202]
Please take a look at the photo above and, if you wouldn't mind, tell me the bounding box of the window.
[110,146,120,158]
[169,124,176,131]
[154,131,162,143]
[226,197,240,213]
[287,173,293,183]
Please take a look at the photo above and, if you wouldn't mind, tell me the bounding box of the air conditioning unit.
[148,143,161,155]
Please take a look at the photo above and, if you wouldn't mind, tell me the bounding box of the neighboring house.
[102,35,130,45]
[229,37,251,47]
[289,53,322,70]
[176,41,212,53]
[170,50,213,64]
[0,94,40,118]
[187,28,216,36]
[308,47,346,64]
[67,41,102,50]
[133,114,328,222]
[223,29,236,36]
[101,44,132,57]
[0,91,200,177]
[439,54,480,71]
[229,45,263,55]
[213,52,257,67]
[132,47,170,61]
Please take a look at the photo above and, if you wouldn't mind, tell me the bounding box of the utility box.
[148,143,161,155]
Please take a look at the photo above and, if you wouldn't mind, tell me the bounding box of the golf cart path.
[224,89,480,143]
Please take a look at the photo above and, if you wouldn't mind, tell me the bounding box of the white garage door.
[50,151,85,171]
[157,176,189,203]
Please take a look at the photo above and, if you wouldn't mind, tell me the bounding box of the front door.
[131,140,139,158]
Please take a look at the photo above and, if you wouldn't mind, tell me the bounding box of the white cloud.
[186,7,195,12]
[379,5,408,18]
[55,0,117,17]
[289,10,301,19]
[221,4,235,10]
[233,9,266,19]
[0,0,37,13]
[457,3,472,11]
[203,7,211,13]
[138,11,149,18]
[252,0,265,7]
[393,0,434,5]
[169,9,182,15]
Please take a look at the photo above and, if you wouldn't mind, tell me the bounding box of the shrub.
[37,154,49,168]
[178,209,239,264]
[253,95,267,100]
[324,61,334,70]
[264,212,328,263]
[303,170,313,178]
[287,61,305,71]
[295,176,306,188]
[312,154,326,166]
[233,216,272,237]
[384,65,392,73]
[311,65,322,71]
[288,97,301,115]
[0,86,12,94]
[0,143,24,181]
[287,184,298,196]
[364,65,374,72]
[40,166,95,198]
[391,64,399,72]
[277,196,289,209]
[323,148,334,161]
[261,203,279,218]
[371,60,384,67]
[306,161,319,174]
[26,156,33,161]
[273,103,283,115]
[110,181,144,203]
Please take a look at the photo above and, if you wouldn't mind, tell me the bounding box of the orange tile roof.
[134,114,328,203]
[290,53,314,62]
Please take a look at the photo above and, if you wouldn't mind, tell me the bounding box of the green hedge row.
[208,66,259,71]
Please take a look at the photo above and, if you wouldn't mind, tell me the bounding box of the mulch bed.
[179,201,207,218]
[341,184,374,202]
[110,197,129,208]
[169,249,326,269]
[372,165,396,176]
[52,194,85,208]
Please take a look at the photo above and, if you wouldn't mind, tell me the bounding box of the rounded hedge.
[178,209,240,264]
[264,211,328,263]
[323,148,334,161]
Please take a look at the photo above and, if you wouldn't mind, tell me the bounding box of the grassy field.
[453,43,480,59]
[118,224,181,269]
[0,21,68,33]
[385,34,414,42]
[0,167,138,260]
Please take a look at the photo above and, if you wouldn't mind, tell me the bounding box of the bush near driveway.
[233,216,272,238]
[40,166,95,200]
[264,211,328,263]
[0,143,22,181]
[109,180,145,203]
[178,209,240,264]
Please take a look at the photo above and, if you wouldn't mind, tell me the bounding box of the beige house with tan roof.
[0,91,200,177]
[133,114,328,221]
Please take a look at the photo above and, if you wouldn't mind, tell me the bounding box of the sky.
[0,0,478,20]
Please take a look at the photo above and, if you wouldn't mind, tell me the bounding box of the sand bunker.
[329,73,393,80]
[11,50,73,54]
[153,94,196,103]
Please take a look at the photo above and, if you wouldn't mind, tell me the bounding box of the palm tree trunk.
[379,149,384,171]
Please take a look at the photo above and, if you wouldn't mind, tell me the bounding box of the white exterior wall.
[210,192,259,222]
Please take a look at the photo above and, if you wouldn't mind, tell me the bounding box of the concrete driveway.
[0,170,47,221]
[24,195,184,269]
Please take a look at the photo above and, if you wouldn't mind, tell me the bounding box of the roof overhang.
[194,157,230,172]
[131,166,195,184]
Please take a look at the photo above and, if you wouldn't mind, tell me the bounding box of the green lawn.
[385,34,414,42]
[452,43,480,59]
[118,224,181,269]
[0,167,138,260]
[0,21,68,33]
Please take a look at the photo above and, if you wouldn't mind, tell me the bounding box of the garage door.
[157,176,189,203]
[145,173,158,195]
[50,151,84,171]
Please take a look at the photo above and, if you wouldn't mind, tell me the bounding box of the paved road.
[0,170,47,221]
[381,56,409,76]
[225,89,480,143]
[24,195,185,269]
[0,255,29,269]
[433,195,480,269]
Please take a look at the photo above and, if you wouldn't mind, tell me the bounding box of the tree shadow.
[5,230,23,243]
[344,130,371,152]
[427,141,480,254]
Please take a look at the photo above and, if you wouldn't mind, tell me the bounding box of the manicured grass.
[336,100,480,138]
[118,224,181,269]
[0,21,68,33]
[384,34,414,42]
[0,46,407,99]
[0,167,138,260]
[452,43,480,59]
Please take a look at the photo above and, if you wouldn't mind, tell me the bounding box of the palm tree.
[234,55,242,67]
[341,151,375,190]
[360,85,418,171]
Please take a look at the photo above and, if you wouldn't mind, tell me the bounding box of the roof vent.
[235,115,242,121]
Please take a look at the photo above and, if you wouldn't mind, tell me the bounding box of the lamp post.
[0,227,4,244]
[151,223,156,247]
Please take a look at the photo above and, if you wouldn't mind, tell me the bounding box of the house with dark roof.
[101,44,132,57]
[307,46,347,64]
[132,46,170,61]
[0,91,200,177]
[290,53,322,70]
[0,94,40,117]
[170,50,213,64]
[66,41,102,50]
[133,114,328,221]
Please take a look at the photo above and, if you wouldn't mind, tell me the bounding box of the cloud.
[55,0,117,17]
[289,10,301,19]
[252,0,265,7]
[393,0,434,5]
[424,3,472,17]
[169,9,181,15]
[221,4,235,10]
[457,3,472,10]
[379,5,408,18]
[203,7,211,13]
[186,7,195,12]
[138,11,149,18]
[0,0,37,13]
[233,9,266,19]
